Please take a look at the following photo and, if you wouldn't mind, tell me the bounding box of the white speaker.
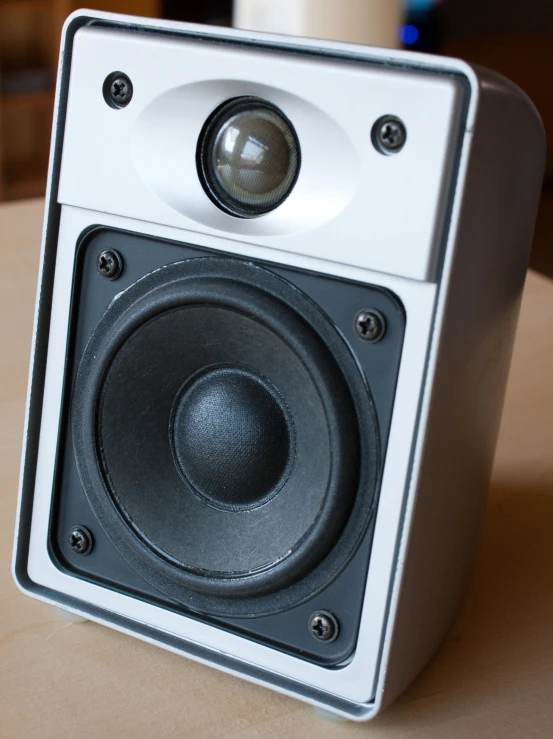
[12,10,545,721]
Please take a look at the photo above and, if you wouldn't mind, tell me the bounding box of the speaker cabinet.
[13,10,545,721]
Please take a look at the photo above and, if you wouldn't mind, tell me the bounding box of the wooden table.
[1,199,553,738]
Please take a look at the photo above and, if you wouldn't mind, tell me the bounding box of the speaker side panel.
[373,67,546,713]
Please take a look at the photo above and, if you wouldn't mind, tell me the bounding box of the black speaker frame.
[48,226,406,666]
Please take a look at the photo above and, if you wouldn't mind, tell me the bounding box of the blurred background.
[0,0,550,276]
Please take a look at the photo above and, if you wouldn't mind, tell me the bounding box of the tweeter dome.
[13,10,545,722]
[197,96,301,217]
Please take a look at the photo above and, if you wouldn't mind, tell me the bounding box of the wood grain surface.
[1,199,552,738]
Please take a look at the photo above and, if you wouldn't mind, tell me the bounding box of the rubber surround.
[72,258,380,617]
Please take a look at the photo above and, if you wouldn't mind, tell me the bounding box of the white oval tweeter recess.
[131,79,359,237]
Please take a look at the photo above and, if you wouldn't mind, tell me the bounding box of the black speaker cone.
[171,366,295,511]
[73,257,379,616]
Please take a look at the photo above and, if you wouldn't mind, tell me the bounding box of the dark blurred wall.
[163,0,232,26]
[444,0,553,37]
[441,0,553,279]
[442,0,553,178]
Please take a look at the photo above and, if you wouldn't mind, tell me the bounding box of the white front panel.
[26,205,437,705]
[58,27,464,282]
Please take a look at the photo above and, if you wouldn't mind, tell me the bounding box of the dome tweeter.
[197,96,301,218]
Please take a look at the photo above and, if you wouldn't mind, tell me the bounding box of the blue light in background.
[403,0,436,10]
[400,24,420,45]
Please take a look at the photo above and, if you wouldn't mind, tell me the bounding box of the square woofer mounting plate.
[49,227,405,666]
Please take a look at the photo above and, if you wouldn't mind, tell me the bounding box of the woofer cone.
[72,257,379,617]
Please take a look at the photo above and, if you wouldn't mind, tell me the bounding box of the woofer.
[72,256,379,617]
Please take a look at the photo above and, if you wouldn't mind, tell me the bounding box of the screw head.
[354,309,386,342]
[103,72,133,109]
[97,249,123,280]
[309,611,339,642]
[68,526,93,556]
[372,115,407,155]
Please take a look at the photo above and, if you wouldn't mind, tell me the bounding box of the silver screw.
[354,310,386,343]
[372,115,407,155]
[309,611,339,642]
